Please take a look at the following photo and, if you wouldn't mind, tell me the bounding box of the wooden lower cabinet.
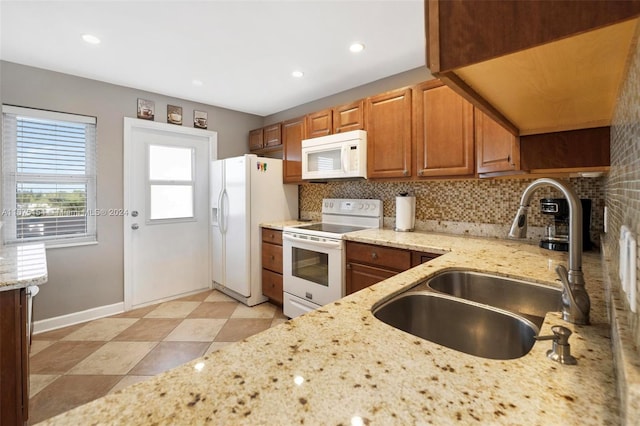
[346,241,440,295]
[0,288,28,424]
[261,228,284,305]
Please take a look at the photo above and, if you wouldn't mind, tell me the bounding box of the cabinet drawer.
[262,269,283,305]
[262,242,283,274]
[346,262,398,295]
[346,241,411,271]
[261,228,283,245]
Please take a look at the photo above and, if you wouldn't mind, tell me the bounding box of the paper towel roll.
[395,195,415,232]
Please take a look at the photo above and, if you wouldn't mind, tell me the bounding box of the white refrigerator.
[211,154,298,306]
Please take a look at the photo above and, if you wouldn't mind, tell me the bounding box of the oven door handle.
[283,233,342,249]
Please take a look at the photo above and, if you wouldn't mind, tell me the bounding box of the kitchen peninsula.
[1,243,47,424]
[40,230,622,425]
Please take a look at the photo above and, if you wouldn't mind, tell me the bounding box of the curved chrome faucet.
[508,178,590,325]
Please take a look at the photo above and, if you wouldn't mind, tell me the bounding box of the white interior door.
[124,118,217,309]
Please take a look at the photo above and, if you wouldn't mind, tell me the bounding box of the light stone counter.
[260,220,317,230]
[41,230,619,425]
[0,243,47,291]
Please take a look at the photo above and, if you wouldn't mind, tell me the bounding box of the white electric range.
[282,198,382,318]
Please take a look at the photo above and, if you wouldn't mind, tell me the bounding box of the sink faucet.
[508,178,590,325]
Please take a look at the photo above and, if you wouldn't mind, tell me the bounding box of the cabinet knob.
[346,263,351,269]
[270,255,275,261]
[371,252,378,260]
[403,170,409,176]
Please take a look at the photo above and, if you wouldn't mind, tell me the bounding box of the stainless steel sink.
[424,270,562,328]
[373,292,538,360]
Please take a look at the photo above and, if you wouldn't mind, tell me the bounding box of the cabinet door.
[475,109,520,173]
[263,123,282,148]
[248,128,264,151]
[0,288,27,424]
[346,263,397,295]
[414,81,475,177]
[282,116,306,183]
[366,88,413,179]
[334,100,365,133]
[306,109,333,138]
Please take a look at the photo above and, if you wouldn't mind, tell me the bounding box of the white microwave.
[301,130,367,180]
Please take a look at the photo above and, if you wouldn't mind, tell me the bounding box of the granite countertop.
[41,229,618,425]
[260,220,316,230]
[0,243,48,291]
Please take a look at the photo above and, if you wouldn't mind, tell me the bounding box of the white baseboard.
[33,302,125,335]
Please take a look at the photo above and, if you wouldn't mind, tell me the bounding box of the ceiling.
[0,0,426,116]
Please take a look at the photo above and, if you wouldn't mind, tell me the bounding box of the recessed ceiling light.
[292,70,304,78]
[192,79,204,86]
[349,42,365,53]
[81,34,101,45]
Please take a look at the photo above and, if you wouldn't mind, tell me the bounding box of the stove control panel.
[322,198,382,217]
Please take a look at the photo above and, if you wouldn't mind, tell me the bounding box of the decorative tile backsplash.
[300,177,605,245]
[608,34,640,345]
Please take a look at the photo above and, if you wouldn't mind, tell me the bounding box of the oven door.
[283,232,344,309]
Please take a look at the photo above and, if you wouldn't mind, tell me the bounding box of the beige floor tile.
[204,341,234,356]
[109,375,153,394]
[231,302,277,319]
[204,290,237,303]
[61,318,139,341]
[29,340,55,356]
[164,319,227,342]
[67,341,157,375]
[30,374,59,397]
[144,301,200,318]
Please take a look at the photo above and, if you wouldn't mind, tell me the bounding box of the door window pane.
[149,145,192,181]
[150,185,193,220]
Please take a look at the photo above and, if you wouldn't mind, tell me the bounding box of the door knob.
[131,211,139,217]
[131,224,139,230]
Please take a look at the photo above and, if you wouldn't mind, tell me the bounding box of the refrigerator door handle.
[221,189,229,234]
[215,189,223,228]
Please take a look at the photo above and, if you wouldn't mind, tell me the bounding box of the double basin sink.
[373,270,562,360]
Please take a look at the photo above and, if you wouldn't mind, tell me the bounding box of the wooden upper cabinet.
[263,123,282,148]
[334,100,365,133]
[365,88,413,179]
[414,80,474,177]
[425,0,640,135]
[248,128,264,151]
[282,116,306,183]
[475,109,520,174]
[306,109,333,139]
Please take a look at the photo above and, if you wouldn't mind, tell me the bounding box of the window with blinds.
[2,105,97,246]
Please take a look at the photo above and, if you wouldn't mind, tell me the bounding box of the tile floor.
[28,289,287,424]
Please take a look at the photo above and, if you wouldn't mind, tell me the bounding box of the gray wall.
[263,67,434,125]
[1,61,262,321]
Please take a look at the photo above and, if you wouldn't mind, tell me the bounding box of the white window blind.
[2,105,97,246]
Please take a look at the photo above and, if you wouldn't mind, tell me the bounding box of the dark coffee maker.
[540,198,592,252]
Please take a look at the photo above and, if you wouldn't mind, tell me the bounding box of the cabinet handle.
[270,255,275,261]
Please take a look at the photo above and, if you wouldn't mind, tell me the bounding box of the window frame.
[2,105,98,248]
